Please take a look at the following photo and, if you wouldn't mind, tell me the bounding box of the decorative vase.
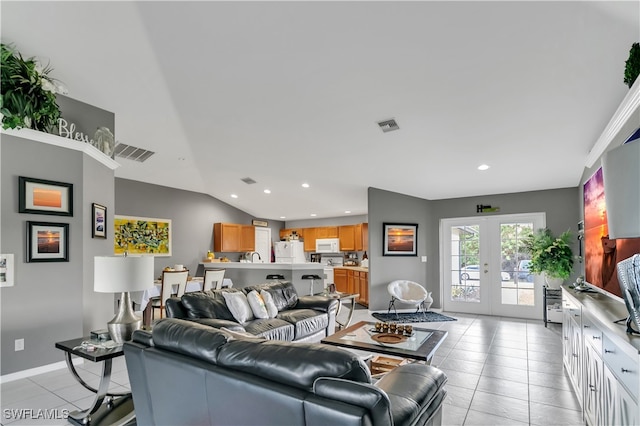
[423,291,434,312]
[545,275,564,289]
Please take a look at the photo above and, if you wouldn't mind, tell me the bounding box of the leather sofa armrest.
[375,364,447,426]
[296,295,338,313]
[165,296,188,318]
[314,378,393,426]
[131,329,154,347]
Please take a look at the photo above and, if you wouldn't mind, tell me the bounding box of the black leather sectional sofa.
[124,318,448,426]
[164,281,338,342]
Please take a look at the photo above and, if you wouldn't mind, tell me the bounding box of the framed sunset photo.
[19,176,73,216]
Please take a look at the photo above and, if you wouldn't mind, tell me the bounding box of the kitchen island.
[201,262,326,295]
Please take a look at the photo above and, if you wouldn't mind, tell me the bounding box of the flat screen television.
[583,167,640,298]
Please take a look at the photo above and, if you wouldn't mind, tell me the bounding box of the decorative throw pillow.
[247,290,269,319]
[260,290,279,318]
[221,292,255,324]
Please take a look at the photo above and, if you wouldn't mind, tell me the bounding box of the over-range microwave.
[316,238,340,253]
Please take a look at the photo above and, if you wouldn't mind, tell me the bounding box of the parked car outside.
[516,259,534,282]
[460,265,510,281]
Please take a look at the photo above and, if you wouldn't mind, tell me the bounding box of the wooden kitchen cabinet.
[357,271,369,307]
[346,270,355,294]
[355,223,368,251]
[279,228,303,241]
[316,226,338,239]
[303,227,317,252]
[334,268,348,293]
[339,225,356,251]
[214,223,255,252]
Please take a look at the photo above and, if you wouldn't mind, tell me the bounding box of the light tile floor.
[1,310,582,426]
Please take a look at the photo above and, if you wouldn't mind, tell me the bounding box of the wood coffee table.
[321,320,448,365]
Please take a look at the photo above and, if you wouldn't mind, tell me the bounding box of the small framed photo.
[19,176,73,216]
[383,223,418,256]
[0,254,15,287]
[92,203,107,239]
[27,221,69,262]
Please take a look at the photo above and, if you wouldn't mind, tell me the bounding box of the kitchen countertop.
[201,262,324,270]
[333,266,368,272]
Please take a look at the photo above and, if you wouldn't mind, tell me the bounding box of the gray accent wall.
[115,178,284,277]
[1,134,115,375]
[367,188,432,312]
[286,215,368,228]
[367,186,579,312]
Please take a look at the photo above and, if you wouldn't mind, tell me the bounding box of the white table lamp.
[94,255,154,343]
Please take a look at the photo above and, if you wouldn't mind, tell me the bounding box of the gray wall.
[366,186,580,312]
[367,188,433,311]
[286,215,368,229]
[115,179,284,277]
[429,187,580,309]
[1,134,115,375]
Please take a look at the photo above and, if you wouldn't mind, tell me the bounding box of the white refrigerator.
[274,241,305,263]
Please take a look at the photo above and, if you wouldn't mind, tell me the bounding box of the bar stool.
[302,274,322,296]
[266,274,285,281]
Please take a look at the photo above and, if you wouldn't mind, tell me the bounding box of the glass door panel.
[442,213,545,319]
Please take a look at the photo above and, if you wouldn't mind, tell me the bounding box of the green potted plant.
[624,42,640,88]
[0,43,66,131]
[523,228,574,288]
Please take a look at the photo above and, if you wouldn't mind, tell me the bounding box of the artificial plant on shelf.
[624,42,640,88]
[523,228,574,283]
[0,43,67,131]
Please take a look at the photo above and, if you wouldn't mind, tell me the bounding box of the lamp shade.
[602,140,640,239]
[94,256,155,293]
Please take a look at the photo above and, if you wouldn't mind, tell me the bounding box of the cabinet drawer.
[582,314,603,355]
[603,335,639,400]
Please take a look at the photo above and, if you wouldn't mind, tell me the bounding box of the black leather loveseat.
[165,281,338,342]
[124,319,448,426]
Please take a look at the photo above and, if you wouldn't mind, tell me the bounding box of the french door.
[441,213,545,319]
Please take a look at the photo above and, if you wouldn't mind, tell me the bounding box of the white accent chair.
[387,280,431,318]
[203,269,226,291]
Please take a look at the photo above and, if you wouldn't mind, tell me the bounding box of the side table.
[319,292,359,329]
[55,337,135,426]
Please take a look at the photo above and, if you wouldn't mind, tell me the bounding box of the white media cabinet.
[562,286,640,425]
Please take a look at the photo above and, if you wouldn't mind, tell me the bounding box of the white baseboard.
[0,358,83,384]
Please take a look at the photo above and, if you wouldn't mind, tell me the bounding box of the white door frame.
[439,212,546,319]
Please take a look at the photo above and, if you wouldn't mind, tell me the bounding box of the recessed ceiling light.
[345,210,351,214]
[230,194,238,199]
[264,189,271,194]
[280,216,286,219]
[310,213,317,217]
[302,183,310,188]
[478,164,490,171]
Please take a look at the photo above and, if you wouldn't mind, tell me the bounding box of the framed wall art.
[92,203,107,239]
[383,223,418,256]
[114,215,172,256]
[19,176,73,216]
[27,221,70,262]
[0,254,15,287]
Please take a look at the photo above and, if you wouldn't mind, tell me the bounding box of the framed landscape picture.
[19,176,73,216]
[92,203,107,239]
[383,223,418,256]
[27,221,69,262]
[114,215,172,256]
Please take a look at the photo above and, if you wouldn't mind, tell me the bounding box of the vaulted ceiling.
[2,1,639,220]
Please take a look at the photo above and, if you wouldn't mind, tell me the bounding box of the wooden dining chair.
[203,269,226,291]
[151,270,188,320]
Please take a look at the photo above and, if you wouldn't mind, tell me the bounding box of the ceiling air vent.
[114,143,155,162]
[377,119,399,133]
[241,177,257,185]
